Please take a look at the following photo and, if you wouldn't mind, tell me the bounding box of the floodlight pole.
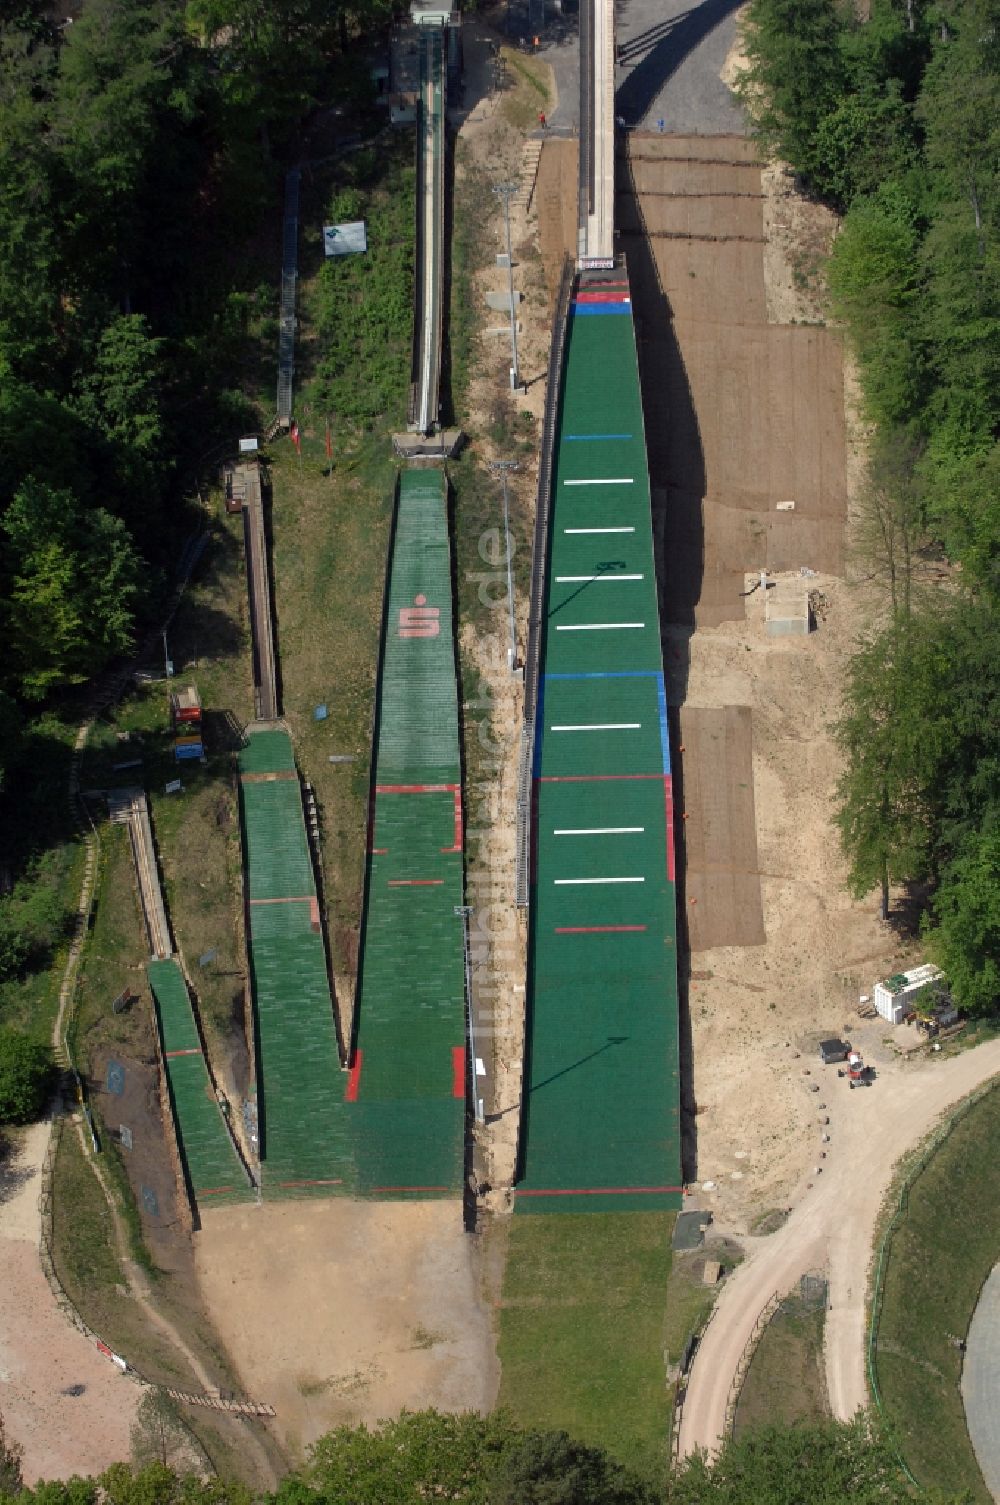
[493,182,520,391]
[489,459,520,671]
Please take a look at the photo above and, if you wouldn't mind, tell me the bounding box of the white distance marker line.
[549,723,641,731]
[554,827,645,835]
[555,622,645,631]
[564,478,634,486]
[556,574,644,582]
[554,877,645,885]
[564,527,636,534]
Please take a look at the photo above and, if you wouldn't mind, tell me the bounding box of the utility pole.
[489,459,520,672]
[492,182,521,392]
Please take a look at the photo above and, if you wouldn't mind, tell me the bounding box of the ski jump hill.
[515,267,683,1214]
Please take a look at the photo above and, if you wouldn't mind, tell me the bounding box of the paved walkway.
[615,0,746,133]
[677,1039,1000,1456]
[964,1261,1000,1501]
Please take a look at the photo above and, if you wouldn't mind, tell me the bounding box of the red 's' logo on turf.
[399,594,440,638]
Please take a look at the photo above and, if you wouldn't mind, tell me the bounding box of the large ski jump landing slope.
[517,268,682,1214]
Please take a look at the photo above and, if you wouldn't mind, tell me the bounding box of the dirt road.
[677,1038,1000,1457]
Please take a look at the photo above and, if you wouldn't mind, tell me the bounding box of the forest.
[0,1409,974,1505]
[739,0,1000,1011]
[0,0,390,1017]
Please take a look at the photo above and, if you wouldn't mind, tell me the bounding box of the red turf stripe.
[165,1047,202,1057]
[372,848,388,855]
[516,1185,683,1197]
[452,1045,466,1098]
[375,783,459,794]
[345,1051,363,1101]
[664,774,676,882]
[537,773,663,783]
[575,291,631,303]
[197,1186,235,1195]
[388,878,444,887]
[554,925,647,934]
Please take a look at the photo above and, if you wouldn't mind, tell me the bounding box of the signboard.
[579,257,615,270]
[239,436,259,453]
[323,220,367,257]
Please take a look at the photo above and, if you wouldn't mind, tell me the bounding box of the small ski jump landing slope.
[239,728,351,1196]
[147,958,253,1210]
[350,468,465,1198]
[516,268,682,1214]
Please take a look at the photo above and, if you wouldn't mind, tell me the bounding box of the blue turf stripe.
[656,674,671,776]
[571,305,631,317]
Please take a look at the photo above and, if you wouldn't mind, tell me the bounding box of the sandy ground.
[0,1121,139,1482]
[194,1200,498,1459]
[620,112,906,1221]
[677,1038,1000,1455]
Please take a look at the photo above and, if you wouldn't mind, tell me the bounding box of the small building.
[819,1038,849,1065]
[873,963,946,1025]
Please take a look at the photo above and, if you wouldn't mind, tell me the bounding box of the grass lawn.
[497,1212,675,1483]
[500,50,553,132]
[52,1123,191,1388]
[735,1292,829,1434]
[874,1081,1000,1501]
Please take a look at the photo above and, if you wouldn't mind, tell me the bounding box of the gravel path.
[963,1262,1000,1501]
[677,1039,1000,1457]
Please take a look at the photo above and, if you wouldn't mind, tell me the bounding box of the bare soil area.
[679,705,765,951]
[621,124,906,1224]
[0,1122,139,1483]
[194,1200,498,1460]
